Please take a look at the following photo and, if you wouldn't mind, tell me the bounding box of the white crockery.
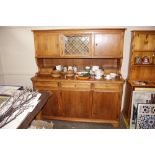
[110,73,117,78]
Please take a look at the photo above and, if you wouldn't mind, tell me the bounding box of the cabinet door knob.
[96,43,98,46]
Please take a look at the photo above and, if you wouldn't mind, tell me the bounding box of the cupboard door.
[34,86,61,117]
[94,32,123,58]
[92,91,120,121]
[60,34,92,58]
[132,33,155,51]
[42,90,61,117]
[34,32,60,57]
[61,90,92,118]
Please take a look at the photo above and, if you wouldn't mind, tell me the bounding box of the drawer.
[34,81,58,88]
[61,82,76,88]
[94,83,120,91]
[76,83,91,89]
[61,82,91,89]
[35,86,55,91]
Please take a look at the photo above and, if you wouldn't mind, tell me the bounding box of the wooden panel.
[42,90,62,117]
[75,83,91,89]
[130,66,155,81]
[94,83,120,91]
[60,82,91,90]
[34,81,58,88]
[92,91,120,120]
[148,34,155,51]
[94,32,123,58]
[34,32,60,57]
[61,82,76,89]
[132,33,155,51]
[61,90,92,118]
[33,86,62,117]
[122,82,132,126]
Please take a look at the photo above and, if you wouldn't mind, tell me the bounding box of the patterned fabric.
[136,104,155,129]
[64,35,89,55]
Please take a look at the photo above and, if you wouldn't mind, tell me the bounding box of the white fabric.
[1,93,41,129]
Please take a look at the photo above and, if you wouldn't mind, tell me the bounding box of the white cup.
[56,65,62,71]
[68,66,73,70]
[92,66,99,72]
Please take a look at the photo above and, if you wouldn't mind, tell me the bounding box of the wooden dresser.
[31,29,125,127]
[122,30,155,128]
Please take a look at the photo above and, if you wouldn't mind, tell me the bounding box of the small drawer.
[75,83,91,89]
[34,86,54,91]
[34,81,58,88]
[61,82,76,88]
[94,83,120,91]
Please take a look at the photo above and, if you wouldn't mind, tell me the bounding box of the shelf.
[132,50,155,53]
[132,64,155,67]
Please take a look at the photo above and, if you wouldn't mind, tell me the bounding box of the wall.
[0,27,38,87]
[0,47,4,84]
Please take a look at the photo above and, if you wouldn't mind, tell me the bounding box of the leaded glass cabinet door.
[60,34,92,57]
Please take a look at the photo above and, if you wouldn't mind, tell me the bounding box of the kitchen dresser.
[122,30,155,128]
[31,29,125,127]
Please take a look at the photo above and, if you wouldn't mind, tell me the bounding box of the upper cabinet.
[34,31,60,57]
[93,30,124,58]
[33,29,125,58]
[132,31,155,51]
[129,31,155,82]
[60,33,92,58]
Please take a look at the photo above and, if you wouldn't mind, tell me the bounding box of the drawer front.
[61,82,91,89]
[61,82,76,88]
[34,81,58,88]
[76,83,91,89]
[94,83,120,91]
[34,86,58,91]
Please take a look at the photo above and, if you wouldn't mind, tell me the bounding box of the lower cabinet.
[61,90,92,118]
[32,79,123,126]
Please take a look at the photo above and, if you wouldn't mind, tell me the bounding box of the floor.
[46,115,126,129]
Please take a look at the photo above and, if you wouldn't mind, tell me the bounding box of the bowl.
[51,73,61,78]
[77,76,90,80]
[66,73,74,77]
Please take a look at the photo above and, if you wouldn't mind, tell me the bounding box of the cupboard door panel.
[61,90,92,118]
[34,86,61,117]
[92,91,120,120]
[34,32,60,57]
[42,90,61,116]
[60,34,92,58]
[94,32,123,57]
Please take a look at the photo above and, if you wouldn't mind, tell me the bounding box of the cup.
[92,66,99,72]
[56,65,62,71]
[68,66,73,71]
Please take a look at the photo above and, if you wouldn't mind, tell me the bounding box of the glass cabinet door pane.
[62,35,91,56]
